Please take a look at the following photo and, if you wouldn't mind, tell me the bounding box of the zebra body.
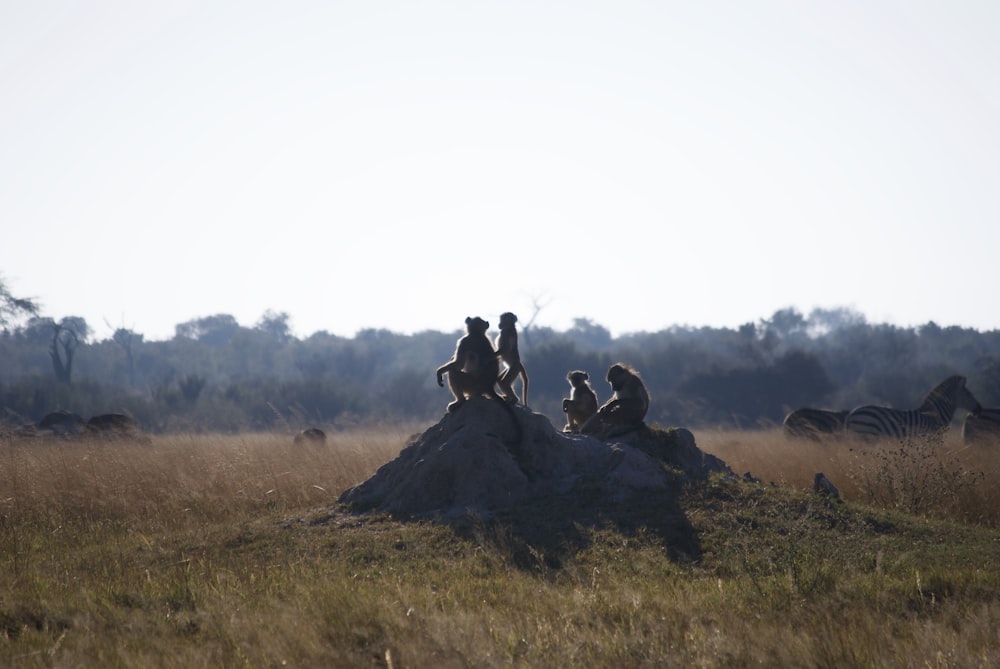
[783,408,848,439]
[962,408,1000,445]
[845,375,981,440]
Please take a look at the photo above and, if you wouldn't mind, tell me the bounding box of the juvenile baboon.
[495,312,529,406]
[436,316,503,412]
[580,363,650,438]
[562,370,599,433]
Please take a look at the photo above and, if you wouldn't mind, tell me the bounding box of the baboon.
[580,363,650,438]
[436,316,503,412]
[562,370,598,433]
[85,413,135,437]
[813,472,841,499]
[37,410,86,436]
[294,427,327,445]
[495,312,529,406]
[435,316,523,445]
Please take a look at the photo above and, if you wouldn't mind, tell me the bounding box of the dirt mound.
[338,398,731,519]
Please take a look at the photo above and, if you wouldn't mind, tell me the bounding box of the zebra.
[962,408,1000,445]
[782,408,849,440]
[844,375,981,440]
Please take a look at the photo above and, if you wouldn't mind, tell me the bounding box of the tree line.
[2,301,1000,434]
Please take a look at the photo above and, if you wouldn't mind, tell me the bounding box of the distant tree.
[762,307,807,338]
[677,350,833,427]
[256,310,292,343]
[22,317,57,346]
[0,275,40,330]
[517,294,551,348]
[111,327,143,387]
[178,374,207,404]
[971,356,1000,406]
[175,314,241,345]
[568,318,613,350]
[59,316,90,341]
[49,318,89,385]
[807,307,866,335]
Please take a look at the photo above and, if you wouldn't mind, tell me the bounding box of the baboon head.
[465,316,489,335]
[568,370,590,387]
[607,363,636,391]
[499,312,517,330]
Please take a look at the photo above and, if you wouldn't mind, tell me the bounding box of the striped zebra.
[962,408,1000,445]
[782,408,848,440]
[845,375,982,440]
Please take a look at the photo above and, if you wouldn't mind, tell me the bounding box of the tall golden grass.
[3,425,416,527]
[699,428,1000,525]
[2,424,999,667]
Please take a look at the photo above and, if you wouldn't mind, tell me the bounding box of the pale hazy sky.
[3,1,999,341]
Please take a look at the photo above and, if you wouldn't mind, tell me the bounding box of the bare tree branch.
[0,275,40,329]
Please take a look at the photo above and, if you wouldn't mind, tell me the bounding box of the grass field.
[2,423,999,667]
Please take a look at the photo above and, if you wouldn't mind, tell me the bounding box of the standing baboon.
[436,316,503,412]
[495,312,529,406]
[562,370,599,433]
[580,363,650,438]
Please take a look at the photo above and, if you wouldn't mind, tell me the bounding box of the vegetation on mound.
[2,429,999,667]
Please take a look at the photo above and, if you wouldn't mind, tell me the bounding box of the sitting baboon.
[562,370,599,433]
[495,312,529,406]
[813,472,840,499]
[294,427,327,445]
[580,363,650,438]
[436,316,504,412]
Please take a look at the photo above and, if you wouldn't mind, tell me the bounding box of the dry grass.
[2,424,1000,667]
[3,425,415,526]
[698,428,1000,525]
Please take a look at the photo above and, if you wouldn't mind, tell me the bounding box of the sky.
[2,1,999,342]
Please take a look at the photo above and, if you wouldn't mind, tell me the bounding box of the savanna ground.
[2,421,999,667]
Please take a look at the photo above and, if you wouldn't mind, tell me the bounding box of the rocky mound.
[338,398,731,519]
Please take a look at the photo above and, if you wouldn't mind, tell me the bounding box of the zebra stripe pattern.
[845,375,981,440]
[782,408,848,440]
[962,408,1000,445]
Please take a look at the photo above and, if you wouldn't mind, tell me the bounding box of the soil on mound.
[338,397,731,520]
